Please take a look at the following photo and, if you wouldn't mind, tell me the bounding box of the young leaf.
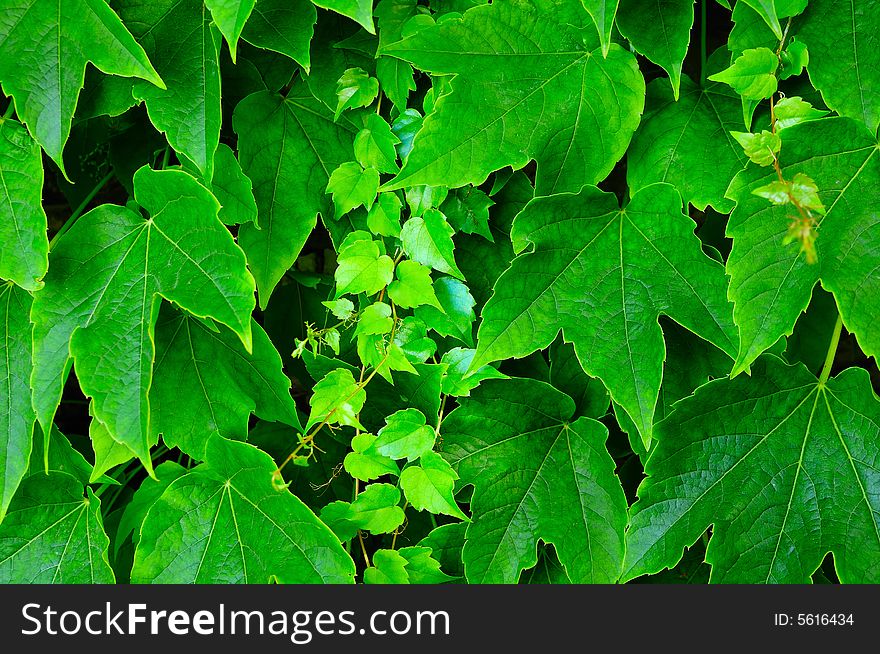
[364,549,410,584]
[367,192,403,237]
[151,306,300,460]
[440,348,508,398]
[732,129,781,166]
[0,120,48,290]
[380,0,645,194]
[233,86,354,308]
[400,209,464,279]
[344,433,400,482]
[0,0,163,170]
[31,167,256,470]
[306,368,366,431]
[725,118,879,374]
[442,378,627,583]
[387,260,442,309]
[374,409,436,461]
[132,435,356,583]
[414,277,476,345]
[442,187,494,241]
[624,356,880,583]
[400,451,469,520]
[330,483,407,535]
[740,0,785,38]
[708,47,779,100]
[0,472,114,583]
[327,162,380,217]
[0,284,34,520]
[209,144,259,226]
[473,184,737,446]
[334,232,394,297]
[773,96,829,131]
[354,114,401,174]
[334,68,380,120]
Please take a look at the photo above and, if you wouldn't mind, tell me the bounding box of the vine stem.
[818,315,843,385]
[49,170,114,249]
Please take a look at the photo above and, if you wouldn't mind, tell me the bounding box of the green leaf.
[334,68,380,120]
[780,39,809,79]
[118,0,221,177]
[364,548,410,583]
[725,118,880,374]
[323,298,356,320]
[306,368,366,431]
[151,306,299,460]
[205,0,256,61]
[616,0,695,99]
[708,47,779,100]
[740,0,784,38]
[343,433,400,482]
[367,192,403,238]
[233,87,354,308]
[0,284,34,520]
[753,172,825,214]
[323,483,407,536]
[314,0,376,34]
[132,435,355,583]
[398,546,455,583]
[624,356,880,583]
[0,0,163,170]
[400,209,463,279]
[209,144,259,226]
[375,408,436,461]
[116,461,188,553]
[381,0,645,194]
[414,277,476,345]
[354,114,401,174]
[334,232,394,297]
[327,162,380,217]
[31,167,255,470]
[473,184,737,446]
[732,129,781,166]
[548,339,609,419]
[240,0,316,70]
[400,451,469,520]
[376,57,417,113]
[440,347,507,397]
[0,472,114,583]
[799,0,880,132]
[406,186,448,217]
[441,187,494,241]
[442,378,627,583]
[774,96,829,131]
[627,75,747,212]
[580,0,620,57]
[355,301,394,337]
[0,120,48,290]
[89,416,136,481]
[388,260,442,309]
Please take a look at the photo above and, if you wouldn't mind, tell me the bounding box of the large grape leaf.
[0,119,48,290]
[616,0,695,100]
[726,118,880,375]
[31,167,255,471]
[131,435,356,583]
[441,378,627,583]
[0,472,114,583]
[799,0,880,133]
[627,74,747,213]
[233,87,354,307]
[0,283,34,521]
[472,184,737,446]
[380,0,645,195]
[624,356,880,583]
[116,0,222,177]
[0,0,163,170]
[151,305,299,460]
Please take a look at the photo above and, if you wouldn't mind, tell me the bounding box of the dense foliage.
[1,0,879,585]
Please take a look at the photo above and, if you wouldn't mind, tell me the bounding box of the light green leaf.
[708,47,779,100]
[364,548,410,583]
[119,0,221,177]
[376,57,417,112]
[344,433,400,482]
[0,120,48,290]
[367,192,403,238]
[354,114,401,173]
[206,0,256,60]
[732,129,781,166]
[627,75,747,212]
[624,356,880,583]
[400,451,468,520]
[725,118,879,374]
[580,0,620,56]
[774,96,829,131]
[388,260,442,309]
[132,435,355,583]
[355,302,394,336]
[780,39,808,79]
[0,0,163,170]
[375,409,436,461]
[398,546,454,583]
[442,378,627,583]
[381,0,645,194]
[740,0,784,38]
[209,144,259,226]
[334,232,394,297]
[327,162,380,218]
[345,483,406,535]
[400,209,463,279]
[31,167,255,470]
[323,298,356,320]
[440,347,507,397]
[617,0,695,99]
[0,472,114,583]
[89,417,136,481]
[233,86,354,308]
[116,461,188,553]
[151,305,299,460]
[414,277,476,345]
[335,68,380,120]
[0,284,34,520]
[406,186,448,217]
[306,368,366,431]
[473,184,737,446]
